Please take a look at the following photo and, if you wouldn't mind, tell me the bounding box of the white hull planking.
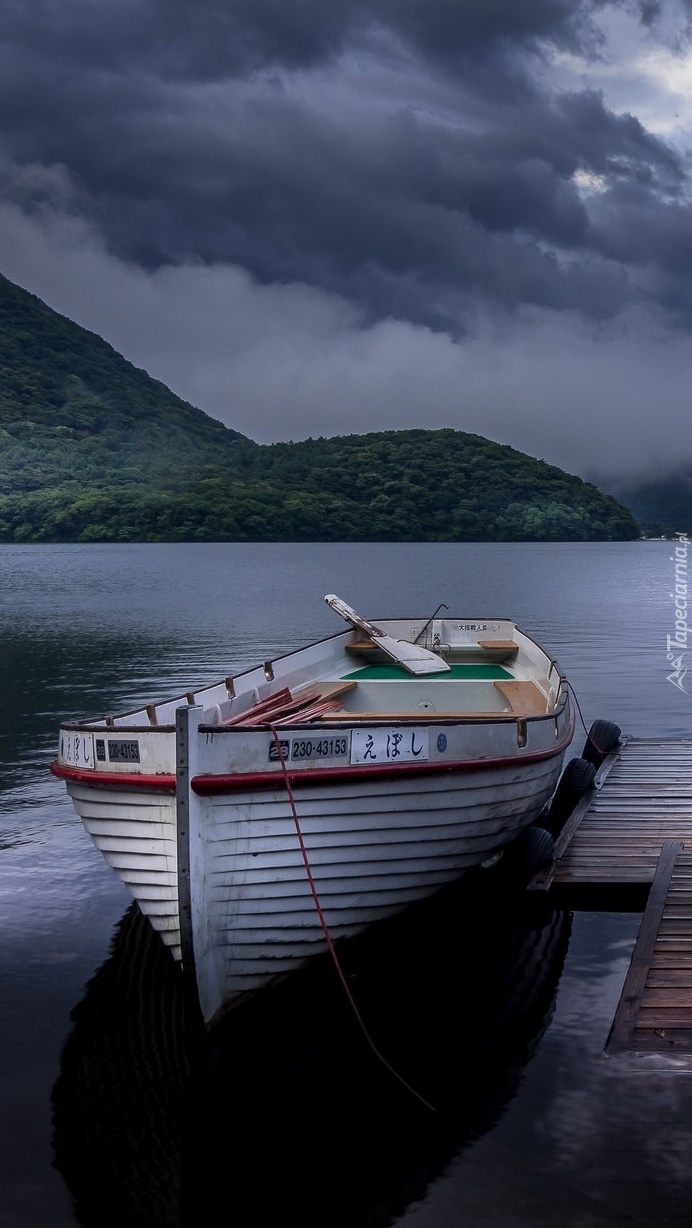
[66,785,182,958]
[198,767,561,1024]
[66,748,563,1025]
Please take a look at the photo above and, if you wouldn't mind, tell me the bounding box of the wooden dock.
[531,737,692,1058]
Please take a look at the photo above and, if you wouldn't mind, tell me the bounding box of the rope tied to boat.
[567,682,593,742]
[268,722,436,1113]
[566,682,620,760]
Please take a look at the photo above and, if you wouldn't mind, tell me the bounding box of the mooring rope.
[566,680,616,760]
[566,681,591,740]
[268,722,436,1113]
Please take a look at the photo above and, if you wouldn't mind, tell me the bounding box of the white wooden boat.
[51,595,574,1028]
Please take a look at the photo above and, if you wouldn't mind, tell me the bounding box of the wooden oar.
[324,594,450,675]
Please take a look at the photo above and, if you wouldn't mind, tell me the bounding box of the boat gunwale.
[49,706,574,793]
[190,730,574,794]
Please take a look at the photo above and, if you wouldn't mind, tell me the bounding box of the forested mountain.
[0,273,640,542]
[253,432,639,541]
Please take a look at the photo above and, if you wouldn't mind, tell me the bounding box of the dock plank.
[530,736,692,1056]
[542,739,692,893]
[606,840,683,1055]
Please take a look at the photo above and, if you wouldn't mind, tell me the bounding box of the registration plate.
[269,735,350,762]
[290,735,349,759]
[107,739,141,763]
[350,727,429,765]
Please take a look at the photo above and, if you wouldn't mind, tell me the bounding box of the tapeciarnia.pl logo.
[667,531,690,693]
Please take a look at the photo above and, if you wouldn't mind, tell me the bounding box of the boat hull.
[192,755,565,1027]
[62,735,569,1027]
[51,604,575,1027]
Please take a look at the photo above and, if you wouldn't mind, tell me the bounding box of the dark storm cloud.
[639,0,692,38]
[0,0,691,335]
[0,0,613,78]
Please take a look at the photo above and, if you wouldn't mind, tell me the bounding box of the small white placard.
[59,731,96,769]
[350,727,429,764]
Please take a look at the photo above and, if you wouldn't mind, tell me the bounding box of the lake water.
[2,540,692,1227]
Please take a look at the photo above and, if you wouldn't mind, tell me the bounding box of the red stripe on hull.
[50,762,177,792]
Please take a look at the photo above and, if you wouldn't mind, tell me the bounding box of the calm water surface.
[2,541,691,1227]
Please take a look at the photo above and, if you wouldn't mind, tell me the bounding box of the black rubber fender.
[518,825,555,883]
[545,756,597,837]
[581,719,621,768]
[502,824,555,887]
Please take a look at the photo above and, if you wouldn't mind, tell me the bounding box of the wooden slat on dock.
[534,738,692,894]
[531,738,692,1056]
[605,841,690,1055]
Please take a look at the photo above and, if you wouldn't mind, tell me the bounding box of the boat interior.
[214,672,552,725]
[90,621,562,729]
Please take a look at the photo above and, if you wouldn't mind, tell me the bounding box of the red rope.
[269,724,436,1113]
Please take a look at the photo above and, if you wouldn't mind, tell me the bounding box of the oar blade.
[324,594,450,675]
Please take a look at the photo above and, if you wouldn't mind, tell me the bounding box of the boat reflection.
[52,872,572,1228]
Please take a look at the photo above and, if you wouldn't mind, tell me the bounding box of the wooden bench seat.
[343,639,390,662]
[272,680,357,724]
[477,639,518,660]
[294,680,357,701]
[345,638,518,663]
[494,680,548,715]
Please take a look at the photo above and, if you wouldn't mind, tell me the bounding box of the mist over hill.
[0,273,640,543]
[595,469,690,539]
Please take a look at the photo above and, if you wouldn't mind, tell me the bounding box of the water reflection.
[51,906,204,1228]
[52,879,572,1228]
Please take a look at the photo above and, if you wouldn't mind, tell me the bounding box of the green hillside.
[0,274,640,543]
[252,431,640,541]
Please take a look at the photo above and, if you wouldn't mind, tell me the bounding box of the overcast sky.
[2,0,692,482]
